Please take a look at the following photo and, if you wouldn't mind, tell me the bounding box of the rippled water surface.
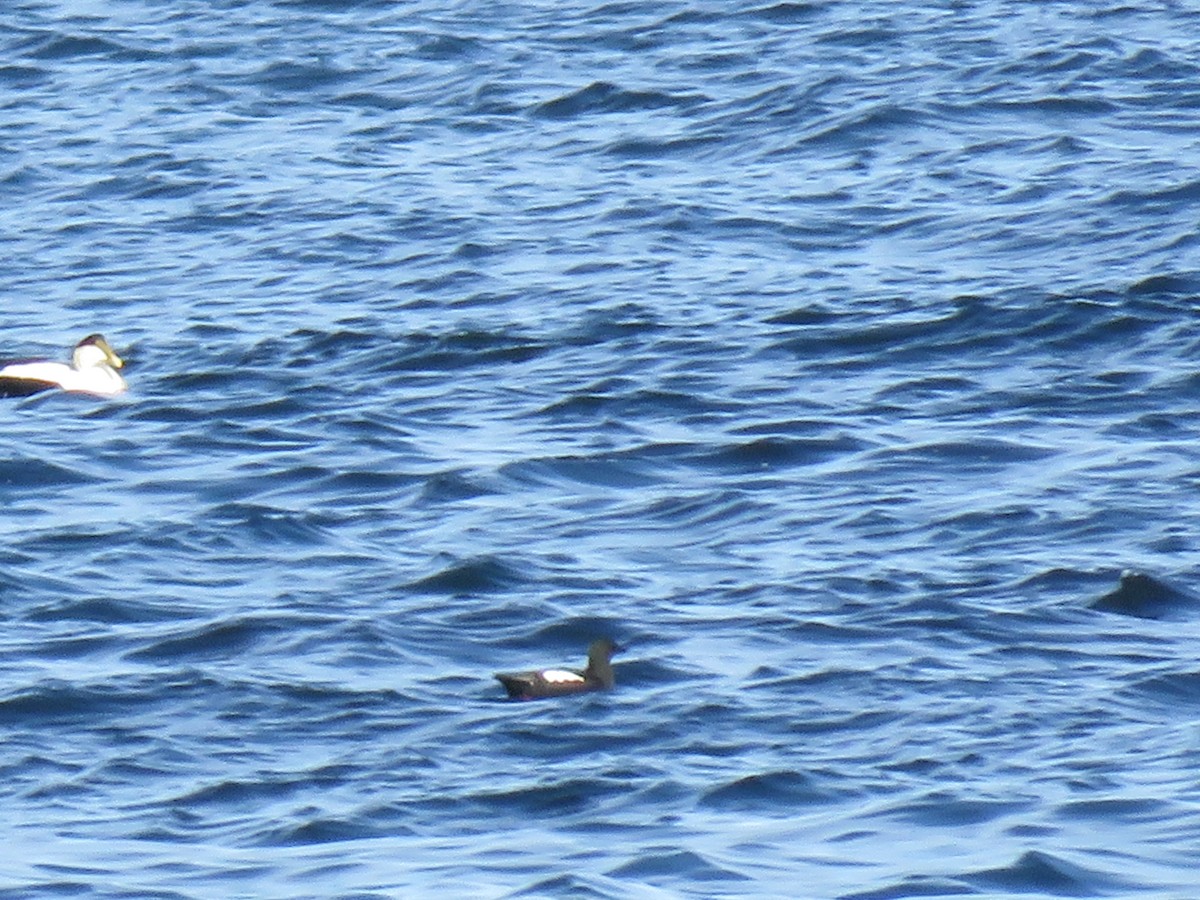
[4,2,1200,897]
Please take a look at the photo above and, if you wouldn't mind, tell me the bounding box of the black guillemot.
[495,638,622,700]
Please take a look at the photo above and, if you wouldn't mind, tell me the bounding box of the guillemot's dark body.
[495,638,621,700]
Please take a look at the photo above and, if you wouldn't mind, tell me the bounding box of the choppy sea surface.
[3,2,1200,897]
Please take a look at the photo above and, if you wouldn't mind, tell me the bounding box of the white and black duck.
[495,638,622,700]
[0,334,127,398]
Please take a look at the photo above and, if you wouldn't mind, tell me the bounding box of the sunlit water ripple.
[3,2,1200,897]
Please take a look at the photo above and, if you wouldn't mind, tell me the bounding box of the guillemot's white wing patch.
[540,669,585,684]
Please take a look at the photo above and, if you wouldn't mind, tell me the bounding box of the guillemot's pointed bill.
[495,638,622,700]
[0,335,127,398]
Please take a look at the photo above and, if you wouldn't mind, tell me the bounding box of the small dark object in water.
[1090,570,1198,621]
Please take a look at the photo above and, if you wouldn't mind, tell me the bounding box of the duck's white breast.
[0,361,72,383]
[0,360,126,396]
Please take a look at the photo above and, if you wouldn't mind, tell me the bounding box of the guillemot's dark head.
[583,637,622,689]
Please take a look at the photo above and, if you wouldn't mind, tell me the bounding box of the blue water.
[3,1,1200,897]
